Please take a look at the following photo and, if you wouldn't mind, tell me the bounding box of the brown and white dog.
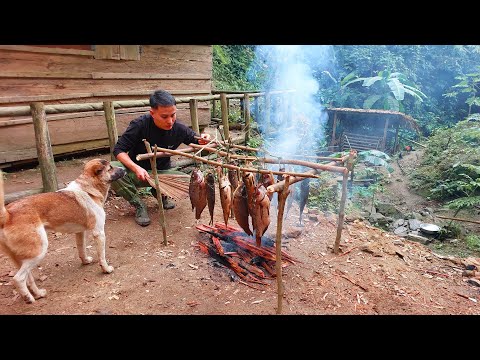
[0,158,126,304]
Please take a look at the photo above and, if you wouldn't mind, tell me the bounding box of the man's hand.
[197,133,211,145]
[134,165,150,182]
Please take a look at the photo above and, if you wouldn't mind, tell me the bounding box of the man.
[111,89,211,226]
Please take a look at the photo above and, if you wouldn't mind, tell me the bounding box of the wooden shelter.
[0,45,213,168]
[326,107,420,154]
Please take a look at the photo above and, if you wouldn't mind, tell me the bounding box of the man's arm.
[116,152,150,182]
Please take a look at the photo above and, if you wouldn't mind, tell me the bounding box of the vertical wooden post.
[143,139,168,245]
[275,175,290,314]
[240,97,244,123]
[382,118,390,151]
[212,99,217,119]
[330,112,338,148]
[253,97,259,123]
[189,98,200,134]
[334,151,355,254]
[220,93,230,141]
[243,93,250,145]
[393,118,400,153]
[30,102,58,192]
[103,101,118,161]
[265,92,271,130]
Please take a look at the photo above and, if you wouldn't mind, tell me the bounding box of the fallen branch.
[435,215,480,225]
[335,270,368,292]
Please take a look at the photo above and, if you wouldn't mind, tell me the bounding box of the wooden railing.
[1,89,295,202]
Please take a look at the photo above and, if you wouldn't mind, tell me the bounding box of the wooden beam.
[91,72,210,80]
[0,45,94,56]
[0,90,211,105]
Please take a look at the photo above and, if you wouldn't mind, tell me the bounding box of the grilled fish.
[189,168,207,220]
[216,167,232,226]
[260,172,275,200]
[232,181,252,236]
[251,184,271,247]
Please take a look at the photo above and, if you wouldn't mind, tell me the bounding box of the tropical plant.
[443,67,480,115]
[342,70,427,112]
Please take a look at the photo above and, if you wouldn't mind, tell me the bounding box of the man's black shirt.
[113,114,199,170]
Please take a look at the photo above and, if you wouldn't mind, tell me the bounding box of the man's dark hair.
[149,90,176,108]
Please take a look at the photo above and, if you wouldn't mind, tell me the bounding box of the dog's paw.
[34,288,47,299]
[102,265,114,274]
[23,294,36,304]
[81,256,93,265]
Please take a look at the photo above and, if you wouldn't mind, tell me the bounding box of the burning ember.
[196,223,297,288]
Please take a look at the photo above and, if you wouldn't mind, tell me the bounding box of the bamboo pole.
[188,143,257,161]
[243,93,251,144]
[333,150,356,254]
[189,98,200,134]
[435,215,480,225]
[30,102,58,192]
[143,139,168,245]
[103,101,118,161]
[139,144,347,175]
[220,93,230,141]
[275,175,290,314]
[0,90,297,117]
[136,147,320,179]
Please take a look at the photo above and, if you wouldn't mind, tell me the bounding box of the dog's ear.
[95,167,104,176]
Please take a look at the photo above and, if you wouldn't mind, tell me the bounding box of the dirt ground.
[1,150,480,315]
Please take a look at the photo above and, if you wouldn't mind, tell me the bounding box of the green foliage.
[212,45,261,91]
[443,67,480,115]
[357,150,394,173]
[307,175,338,212]
[466,234,480,251]
[342,70,426,112]
[411,118,480,209]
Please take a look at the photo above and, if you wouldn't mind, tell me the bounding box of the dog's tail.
[0,170,6,227]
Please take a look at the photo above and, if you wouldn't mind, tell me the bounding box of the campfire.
[196,223,297,288]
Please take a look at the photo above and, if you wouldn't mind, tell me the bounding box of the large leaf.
[386,95,400,111]
[363,76,383,87]
[387,78,405,100]
[363,95,383,109]
[403,84,427,100]
[340,71,357,86]
[359,155,394,173]
[343,77,367,87]
[359,149,391,161]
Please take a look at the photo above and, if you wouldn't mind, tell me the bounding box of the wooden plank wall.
[0,45,213,167]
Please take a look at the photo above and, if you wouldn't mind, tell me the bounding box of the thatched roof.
[326,107,420,133]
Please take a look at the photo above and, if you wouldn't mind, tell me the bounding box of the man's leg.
[110,161,151,226]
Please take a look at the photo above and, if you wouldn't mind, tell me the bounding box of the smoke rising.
[248,45,333,158]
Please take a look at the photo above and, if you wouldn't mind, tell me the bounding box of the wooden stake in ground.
[275,175,291,314]
[143,139,168,245]
[333,150,356,254]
